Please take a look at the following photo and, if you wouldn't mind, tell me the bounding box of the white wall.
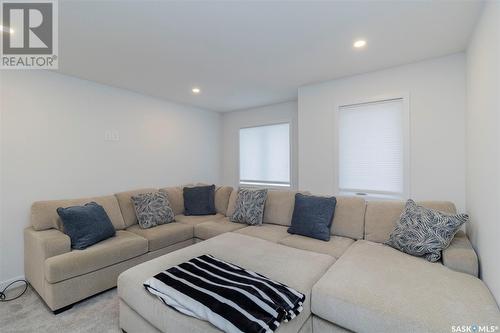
[221,101,298,188]
[298,53,467,211]
[0,71,221,284]
[465,2,500,304]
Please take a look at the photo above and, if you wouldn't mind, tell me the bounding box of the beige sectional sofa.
[25,185,500,333]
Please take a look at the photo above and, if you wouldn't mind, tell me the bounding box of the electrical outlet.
[104,130,120,141]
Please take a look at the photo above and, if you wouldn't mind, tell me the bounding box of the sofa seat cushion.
[127,223,193,251]
[45,230,148,283]
[174,213,225,225]
[234,224,290,242]
[194,219,246,240]
[385,199,468,262]
[118,232,335,333]
[312,240,500,333]
[278,235,354,259]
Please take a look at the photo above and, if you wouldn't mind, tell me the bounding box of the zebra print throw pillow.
[131,191,175,229]
[231,188,268,225]
[385,199,468,262]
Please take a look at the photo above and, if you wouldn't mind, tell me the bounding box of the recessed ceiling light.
[0,26,14,33]
[353,40,367,48]
[191,87,201,94]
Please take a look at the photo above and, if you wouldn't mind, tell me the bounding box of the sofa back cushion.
[263,190,300,226]
[183,185,217,216]
[115,188,157,227]
[226,189,238,217]
[31,195,126,231]
[364,200,457,243]
[331,196,366,240]
[215,186,233,215]
[159,186,184,215]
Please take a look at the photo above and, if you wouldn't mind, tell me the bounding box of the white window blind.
[338,98,405,196]
[239,123,290,187]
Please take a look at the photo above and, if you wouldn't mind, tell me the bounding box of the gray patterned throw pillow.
[385,199,468,262]
[231,188,268,225]
[131,191,175,229]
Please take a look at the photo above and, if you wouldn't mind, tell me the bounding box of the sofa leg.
[53,304,73,314]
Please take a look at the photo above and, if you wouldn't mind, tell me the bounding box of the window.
[338,98,408,198]
[239,123,291,187]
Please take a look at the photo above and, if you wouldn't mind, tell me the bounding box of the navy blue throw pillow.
[57,202,116,250]
[288,193,337,241]
[183,185,216,216]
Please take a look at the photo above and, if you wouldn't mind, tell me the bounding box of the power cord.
[0,279,29,302]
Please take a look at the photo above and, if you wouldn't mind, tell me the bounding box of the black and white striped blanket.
[143,254,305,333]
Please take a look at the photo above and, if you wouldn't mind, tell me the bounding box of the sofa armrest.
[442,230,478,277]
[24,227,71,294]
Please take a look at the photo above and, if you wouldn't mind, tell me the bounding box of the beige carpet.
[0,286,120,333]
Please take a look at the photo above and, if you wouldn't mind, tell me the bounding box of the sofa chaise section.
[311,240,500,333]
[309,200,491,333]
[194,219,246,240]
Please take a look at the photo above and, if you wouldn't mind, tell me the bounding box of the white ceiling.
[58,1,483,112]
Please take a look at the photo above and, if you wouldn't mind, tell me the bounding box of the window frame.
[335,93,411,200]
[238,121,293,189]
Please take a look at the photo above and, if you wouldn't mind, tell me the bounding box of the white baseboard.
[0,275,26,291]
